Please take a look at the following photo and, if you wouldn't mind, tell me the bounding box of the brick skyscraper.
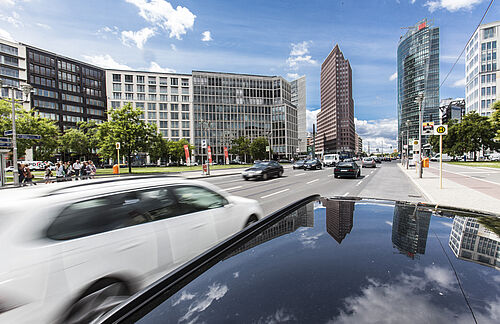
[317,44,355,155]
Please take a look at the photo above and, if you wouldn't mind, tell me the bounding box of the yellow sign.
[433,125,448,135]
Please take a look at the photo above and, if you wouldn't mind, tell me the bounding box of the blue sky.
[1,0,498,150]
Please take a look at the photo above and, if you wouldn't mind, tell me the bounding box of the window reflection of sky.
[138,200,500,324]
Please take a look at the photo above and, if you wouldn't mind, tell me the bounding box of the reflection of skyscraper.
[449,216,500,270]
[392,204,431,259]
[225,202,315,258]
[321,198,354,244]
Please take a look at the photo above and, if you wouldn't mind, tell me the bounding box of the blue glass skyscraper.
[397,19,439,151]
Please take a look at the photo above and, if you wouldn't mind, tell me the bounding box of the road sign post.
[116,142,121,174]
[434,125,448,189]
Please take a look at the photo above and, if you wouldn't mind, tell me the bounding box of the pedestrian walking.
[18,163,25,185]
[89,161,96,179]
[44,166,53,184]
[25,167,36,186]
[65,162,73,181]
[72,160,81,180]
[56,162,64,182]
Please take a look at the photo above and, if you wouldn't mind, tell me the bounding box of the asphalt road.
[200,161,426,215]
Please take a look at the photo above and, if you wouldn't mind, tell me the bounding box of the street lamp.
[405,119,410,169]
[200,119,211,175]
[0,80,33,187]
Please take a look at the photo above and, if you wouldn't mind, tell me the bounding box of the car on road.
[323,154,340,167]
[488,152,500,161]
[278,159,291,164]
[242,161,284,180]
[304,158,322,170]
[430,153,453,162]
[101,197,500,324]
[292,159,306,169]
[362,157,376,168]
[0,177,263,324]
[334,161,361,178]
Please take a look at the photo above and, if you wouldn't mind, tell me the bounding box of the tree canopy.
[250,137,269,160]
[229,136,251,162]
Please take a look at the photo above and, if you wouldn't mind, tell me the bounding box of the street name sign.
[434,125,448,135]
[17,134,41,140]
[4,130,12,136]
[0,137,12,142]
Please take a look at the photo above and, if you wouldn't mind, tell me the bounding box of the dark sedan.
[292,159,306,169]
[101,197,500,324]
[241,161,283,180]
[304,158,322,170]
[334,161,360,178]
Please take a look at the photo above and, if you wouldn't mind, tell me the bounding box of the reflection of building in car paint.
[321,198,354,244]
[449,216,500,270]
[225,202,314,258]
[391,204,431,259]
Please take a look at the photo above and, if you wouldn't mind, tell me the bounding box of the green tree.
[169,139,194,163]
[95,103,159,173]
[491,100,500,140]
[0,100,59,160]
[149,137,171,163]
[59,128,90,160]
[250,137,269,160]
[430,113,499,160]
[229,136,251,163]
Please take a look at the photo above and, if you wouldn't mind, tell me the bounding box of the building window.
[125,93,134,100]
[113,83,121,91]
[181,78,189,86]
[171,121,179,129]
[148,111,157,119]
[181,104,189,111]
[182,112,189,120]
[182,87,189,94]
[160,121,168,128]
[125,84,133,92]
[148,103,156,110]
[113,92,122,99]
[171,95,178,102]
[136,102,145,110]
[160,86,167,93]
[160,94,168,101]
[137,84,145,92]
[182,95,189,102]
[149,85,156,93]
[171,87,178,94]
[148,76,156,84]
[171,103,178,111]
[111,101,121,109]
[159,112,168,119]
[159,103,168,110]
[171,112,178,119]
[137,75,145,83]
[182,130,190,138]
[137,93,145,100]
[125,75,133,83]
[171,78,178,86]
[112,74,121,82]
[160,77,168,85]
[149,94,157,101]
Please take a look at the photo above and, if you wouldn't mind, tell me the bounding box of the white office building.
[105,70,194,144]
[291,76,307,153]
[465,21,499,116]
[0,38,28,107]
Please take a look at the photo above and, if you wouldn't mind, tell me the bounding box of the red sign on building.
[183,144,190,164]
[418,22,426,30]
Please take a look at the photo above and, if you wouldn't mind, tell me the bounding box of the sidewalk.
[398,162,500,215]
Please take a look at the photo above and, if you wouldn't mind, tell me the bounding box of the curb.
[183,171,242,179]
[397,163,435,204]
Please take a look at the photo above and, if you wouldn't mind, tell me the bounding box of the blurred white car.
[5,166,14,172]
[488,152,500,161]
[0,176,263,324]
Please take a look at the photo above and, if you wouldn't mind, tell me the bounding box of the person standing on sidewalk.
[56,162,64,182]
[72,160,81,180]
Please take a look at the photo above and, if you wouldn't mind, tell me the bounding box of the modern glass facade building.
[397,19,439,152]
[24,44,107,131]
[465,21,499,116]
[192,71,299,163]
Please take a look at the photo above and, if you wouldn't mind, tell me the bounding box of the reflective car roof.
[100,197,500,324]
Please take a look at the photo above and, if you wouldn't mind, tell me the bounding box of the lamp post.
[405,119,410,169]
[200,119,211,175]
[0,81,33,186]
[415,93,424,178]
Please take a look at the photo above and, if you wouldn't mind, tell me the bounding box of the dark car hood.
[102,197,500,324]
[244,167,265,171]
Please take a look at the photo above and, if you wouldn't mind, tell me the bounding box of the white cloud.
[172,290,196,306]
[287,41,317,70]
[385,221,393,226]
[179,282,228,322]
[287,73,300,80]
[425,0,484,12]
[0,28,15,42]
[82,54,132,70]
[170,44,177,51]
[35,23,51,30]
[411,0,416,3]
[96,26,119,38]
[389,72,397,81]
[306,109,320,133]
[452,78,466,88]
[121,27,156,49]
[125,0,196,40]
[232,272,239,279]
[298,231,324,248]
[0,11,23,28]
[257,308,296,324]
[423,265,456,290]
[201,30,212,42]
[148,61,176,73]
[355,118,398,152]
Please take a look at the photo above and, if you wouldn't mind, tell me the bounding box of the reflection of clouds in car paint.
[179,282,228,323]
[327,266,500,324]
[256,308,296,324]
[172,290,196,306]
[233,272,239,279]
[385,221,392,227]
[298,232,323,249]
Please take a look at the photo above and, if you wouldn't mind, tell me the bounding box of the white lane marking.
[260,188,290,199]
[356,181,363,186]
[328,174,334,177]
[224,186,242,191]
[295,173,306,176]
[307,179,319,184]
[365,174,370,178]
[343,192,349,196]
